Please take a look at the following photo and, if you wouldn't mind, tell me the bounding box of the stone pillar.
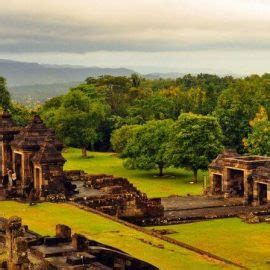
[1,141,7,176]
[56,224,71,239]
[243,170,251,204]
[22,152,30,186]
[1,141,12,176]
[223,168,230,198]
[267,184,270,202]
[252,182,259,206]
[209,172,214,193]
[5,216,29,270]
[72,234,88,251]
[1,140,15,176]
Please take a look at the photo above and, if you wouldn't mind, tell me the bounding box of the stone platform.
[139,195,270,226]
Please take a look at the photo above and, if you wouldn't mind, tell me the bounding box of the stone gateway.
[209,150,270,206]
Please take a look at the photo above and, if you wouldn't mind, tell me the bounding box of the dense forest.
[1,73,270,178]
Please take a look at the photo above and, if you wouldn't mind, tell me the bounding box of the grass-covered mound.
[63,148,205,198]
[0,201,230,270]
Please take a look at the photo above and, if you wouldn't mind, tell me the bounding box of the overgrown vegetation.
[2,73,270,173]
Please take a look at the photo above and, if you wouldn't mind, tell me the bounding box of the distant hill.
[143,72,184,80]
[0,59,135,86]
[9,82,80,107]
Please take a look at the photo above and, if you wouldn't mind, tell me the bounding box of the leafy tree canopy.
[122,119,174,176]
[215,79,268,151]
[0,77,11,110]
[167,113,224,181]
[54,90,108,156]
[244,106,270,155]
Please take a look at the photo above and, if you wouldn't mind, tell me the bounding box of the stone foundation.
[65,171,164,222]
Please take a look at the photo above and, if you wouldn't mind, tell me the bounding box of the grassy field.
[63,148,205,198]
[149,218,270,270]
[0,201,232,270]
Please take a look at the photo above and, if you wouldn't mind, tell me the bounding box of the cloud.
[0,0,269,53]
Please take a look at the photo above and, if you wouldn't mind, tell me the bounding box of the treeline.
[1,73,270,175]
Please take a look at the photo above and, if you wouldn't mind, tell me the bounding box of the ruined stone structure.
[0,216,158,270]
[0,111,163,222]
[0,111,66,197]
[209,150,270,206]
[0,111,20,176]
[65,171,164,223]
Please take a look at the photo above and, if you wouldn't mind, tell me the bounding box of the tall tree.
[122,119,173,176]
[167,113,223,182]
[215,80,268,150]
[54,90,107,157]
[244,106,270,155]
[0,77,11,110]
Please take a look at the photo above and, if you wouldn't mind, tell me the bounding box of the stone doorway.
[228,168,244,197]
[212,174,222,195]
[34,168,41,192]
[14,153,23,182]
[257,183,267,205]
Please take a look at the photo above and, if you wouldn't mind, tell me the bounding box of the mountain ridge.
[0,59,136,86]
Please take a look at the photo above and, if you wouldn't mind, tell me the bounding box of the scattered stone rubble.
[65,171,164,224]
[0,216,158,270]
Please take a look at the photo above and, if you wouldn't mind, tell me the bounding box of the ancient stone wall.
[65,171,164,221]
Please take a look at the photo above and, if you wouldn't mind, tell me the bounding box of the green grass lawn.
[149,218,270,270]
[63,148,205,198]
[0,201,231,270]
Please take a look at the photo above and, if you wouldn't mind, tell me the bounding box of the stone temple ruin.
[209,150,270,206]
[65,171,164,224]
[0,111,66,198]
[0,111,163,223]
[0,216,157,269]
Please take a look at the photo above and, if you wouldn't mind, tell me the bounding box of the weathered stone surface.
[209,150,270,205]
[65,172,164,221]
[0,112,69,201]
[56,224,71,240]
[0,217,158,270]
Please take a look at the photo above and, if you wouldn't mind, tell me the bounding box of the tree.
[95,75,132,116]
[10,103,31,126]
[184,87,207,114]
[54,90,107,157]
[85,76,97,85]
[215,80,268,150]
[0,77,11,110]
[244,106,270,155]
[176,73,235,115]
[245,121,270,156]
[111,125,141,154]
[167,113,223,182]
[128,95,177,122]
[122,119,173,176]
[131,73,141,87]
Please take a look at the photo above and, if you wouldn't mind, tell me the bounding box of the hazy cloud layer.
[0,0,269,53]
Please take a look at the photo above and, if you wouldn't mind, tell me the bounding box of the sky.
[0,0,269,74]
